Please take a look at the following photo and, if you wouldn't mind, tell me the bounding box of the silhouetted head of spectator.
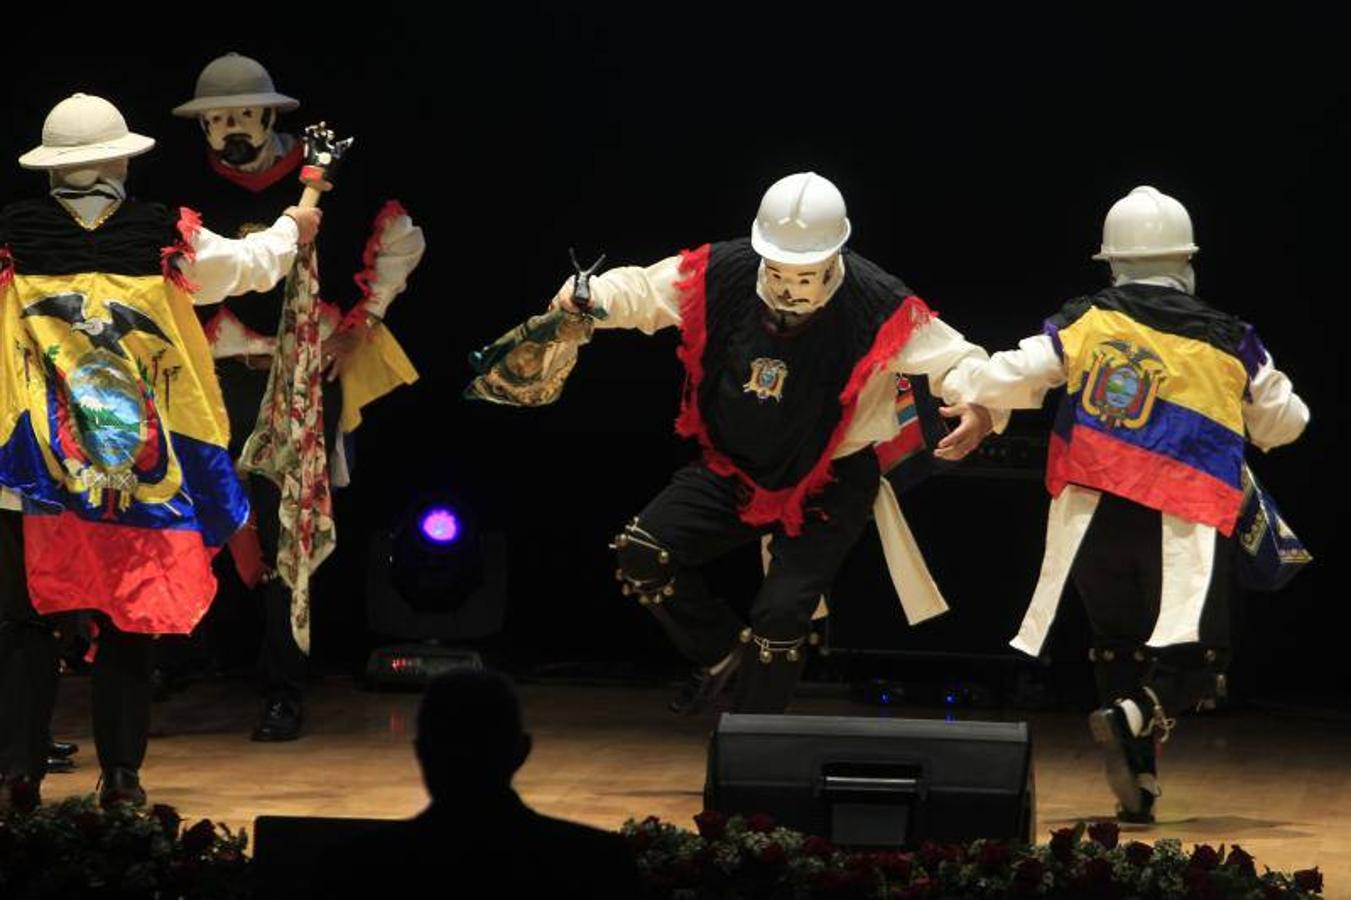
[415,668,532,801]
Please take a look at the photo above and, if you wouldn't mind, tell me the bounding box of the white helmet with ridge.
[750,171,851,265]
[1094,185,1198,260]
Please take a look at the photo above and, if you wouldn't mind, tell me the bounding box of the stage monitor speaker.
[253,815,394,899]
[705,714,1033,847]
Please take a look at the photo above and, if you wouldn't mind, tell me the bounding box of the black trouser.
[0,511,153,778]
[630,451,879,713]
[218,359,342,703]
[1072,493,1235,718]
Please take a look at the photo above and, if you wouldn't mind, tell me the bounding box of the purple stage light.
[420,507,460,545]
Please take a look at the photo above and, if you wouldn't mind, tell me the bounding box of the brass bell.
[1204,649,1217,663]
[786,648,801,663]
[1102,649,1115,662]
[615,533,630,548]
[1134,650,1146,662]
[620,584,632,596]
[638,595,652,607]
[614,569,624,581]
[739,628,753,643]
[759,649,773,664]
[658,550,670,564]
[662,585,675,597]
[807,633,821,646]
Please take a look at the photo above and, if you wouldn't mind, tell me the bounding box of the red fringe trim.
[202,307,226,345]
[161,207,203,294]
[352,200,410,313]
[0,247,14,292]
[674,245,934,535]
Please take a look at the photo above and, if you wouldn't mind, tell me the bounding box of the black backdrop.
[0,7,1342,705]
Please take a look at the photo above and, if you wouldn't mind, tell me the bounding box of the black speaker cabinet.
[705,714,1034,847]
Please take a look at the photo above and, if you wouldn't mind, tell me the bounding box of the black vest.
[0,197,179,277]
[695,238,912,490]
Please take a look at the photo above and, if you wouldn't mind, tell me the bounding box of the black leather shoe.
[669,650,742,715]
[98,767,146,809]
[0,774,42,813]
[50,741,79,759]
[48,741,78,771]
[46,755,75,774]
[251,697,303,742]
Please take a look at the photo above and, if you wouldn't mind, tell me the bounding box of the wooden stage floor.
[46,676,1349,892]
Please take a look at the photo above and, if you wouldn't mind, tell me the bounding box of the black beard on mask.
[220,134,263,166]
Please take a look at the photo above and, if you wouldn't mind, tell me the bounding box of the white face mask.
[200,106,276,166]
[757,255,843,317]
[1109,256,1197,295]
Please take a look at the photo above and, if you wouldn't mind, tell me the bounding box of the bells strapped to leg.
[732,628,808,714]
[1088,644,1151,708]
[610,519,677,608]
[740,627,807,665]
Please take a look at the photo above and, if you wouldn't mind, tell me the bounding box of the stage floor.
[47,676,1348,892]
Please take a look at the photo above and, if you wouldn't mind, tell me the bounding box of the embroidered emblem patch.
[743,357,788,402]
[1082,339,1167,429]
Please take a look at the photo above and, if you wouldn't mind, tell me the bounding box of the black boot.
[1088,703,1161,823]
[46,740,78,774]
[670,647,744,715]
[98,767,146,808]
[251,696,303,742]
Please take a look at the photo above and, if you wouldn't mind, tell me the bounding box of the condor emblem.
[743,357,788,402]
[1082,339,1167,429]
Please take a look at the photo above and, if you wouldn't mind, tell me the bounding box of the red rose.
[746,813,776,834]
[918,840,962,870]
[802,836,835,860]
[693,810,726,840]
[1224,845,1256,878]
[1189,844,1221,871]
[846,851,875,872]
[1087,821,1120,849]
[1084,857,1114,884]
[760,842,788,866]
[813,869,869,896]
[1125,841,1154,866]
[977,841,1012,873]
[6,779,39,814]
[152,803,182,837]
[1049,828,1077,864]
[181,819,217,855]
[877,850,914,881]
[1013,858,1046,895]
[1293,868,1323,894]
